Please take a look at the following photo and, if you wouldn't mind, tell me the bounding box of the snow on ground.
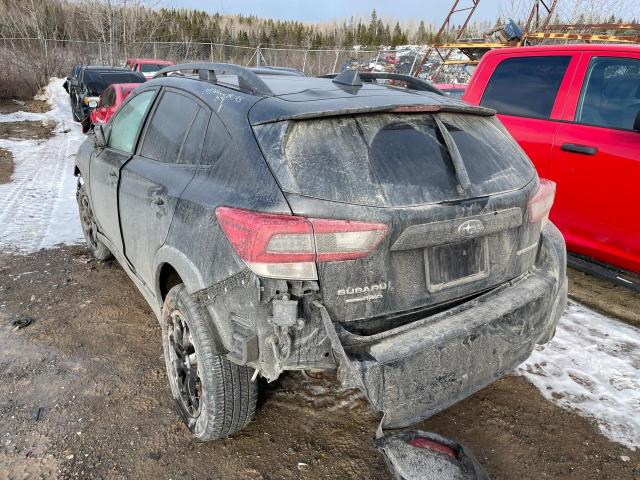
[0,78,85,253]
[519,301,640,450]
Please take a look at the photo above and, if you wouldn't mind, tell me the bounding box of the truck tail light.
[215,207,388,280]
[528,179,556,225]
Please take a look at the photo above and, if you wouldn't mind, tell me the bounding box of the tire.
[81,115,92,134]
[71,97,81,122]
[161,284,257,441]
[76,178,112,261]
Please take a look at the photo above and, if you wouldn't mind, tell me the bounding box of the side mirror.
[634,110,640,132]
[88,100,98,108]
[94,124,107,148]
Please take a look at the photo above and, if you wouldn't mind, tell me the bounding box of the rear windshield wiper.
[434,116,472,195]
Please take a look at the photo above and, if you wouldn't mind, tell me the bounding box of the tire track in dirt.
[0,138,65,251]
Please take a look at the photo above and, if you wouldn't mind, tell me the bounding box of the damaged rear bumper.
[316,223,567,430]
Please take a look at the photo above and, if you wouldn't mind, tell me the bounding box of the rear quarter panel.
[161,120,291,292]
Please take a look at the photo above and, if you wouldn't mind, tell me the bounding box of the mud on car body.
[74,64,567,441]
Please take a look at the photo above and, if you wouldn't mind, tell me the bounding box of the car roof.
[127,58,174,65]
[144,69,492,125]
[84,66,131,72]
[487,43,640,56]
[106,82,143,91]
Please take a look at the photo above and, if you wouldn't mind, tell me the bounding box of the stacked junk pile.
[343,0,640,89]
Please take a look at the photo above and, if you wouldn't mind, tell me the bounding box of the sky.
[164,0,503,24]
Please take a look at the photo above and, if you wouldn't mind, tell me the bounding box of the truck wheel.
[76,179,112,261]
[161,284,257,440]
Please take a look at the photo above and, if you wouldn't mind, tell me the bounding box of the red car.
[88,83,140,130]
[463,44,640,277]
[434,83,467,99]
[126,58,174,79]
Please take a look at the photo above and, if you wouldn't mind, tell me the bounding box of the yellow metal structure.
[443,59,480,65]
[525,31,640,44]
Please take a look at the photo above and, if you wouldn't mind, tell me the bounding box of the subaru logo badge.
[458,219,485,237]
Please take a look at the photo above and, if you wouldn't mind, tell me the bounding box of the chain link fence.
[0,38,466,98]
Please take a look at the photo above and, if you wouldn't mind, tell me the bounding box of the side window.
[480,56,571,119]
[140,91,199,163]
[201,113,232,165]
[178,108,210,164]
[576,56,640,131]
[108,90,155,154]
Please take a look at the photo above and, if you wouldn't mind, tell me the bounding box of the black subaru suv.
[74,63,567,442]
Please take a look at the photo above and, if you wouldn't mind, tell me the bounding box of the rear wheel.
[161,284,257,440]
[76,178,112,261]
[81,115,92,134]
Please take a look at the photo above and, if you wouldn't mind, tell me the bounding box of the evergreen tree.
[416,20,428,44]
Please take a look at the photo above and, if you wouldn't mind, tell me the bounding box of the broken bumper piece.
[375,430,489,480]
[316,224,567,430]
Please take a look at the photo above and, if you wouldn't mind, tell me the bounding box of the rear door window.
[575,56,640,130]
[480,56,571,119]
[139,91,199,163]
[255,113,534,207]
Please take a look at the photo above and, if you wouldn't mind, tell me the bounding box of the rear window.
[255,113,534,207]
[480,56,571,119]
[84,71,145,95]
[140,63,167,73]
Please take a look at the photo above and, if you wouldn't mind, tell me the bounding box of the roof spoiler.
[320,71,444,96]
[250,103,496,126]
[154,63,274,96]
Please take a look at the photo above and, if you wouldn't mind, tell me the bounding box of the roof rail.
[250,66,305,77]
[319,71,444,95]
[154,63,274,96]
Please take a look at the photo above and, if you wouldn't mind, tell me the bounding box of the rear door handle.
[151,195,165,206]
[561,143,598,156]
[109,169,118,178]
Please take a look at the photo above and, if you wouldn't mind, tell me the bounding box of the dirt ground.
[0,98,51,115]
[568,267,640,328]
[0,121,57,141]
[0,148,13,184]
[1,246,639,480]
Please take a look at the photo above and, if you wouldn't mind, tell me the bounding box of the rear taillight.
[528,179,556,225]
[408,437,458,459]
[215,207,388,280]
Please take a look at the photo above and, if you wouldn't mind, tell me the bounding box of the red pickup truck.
[463,44,640,278]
